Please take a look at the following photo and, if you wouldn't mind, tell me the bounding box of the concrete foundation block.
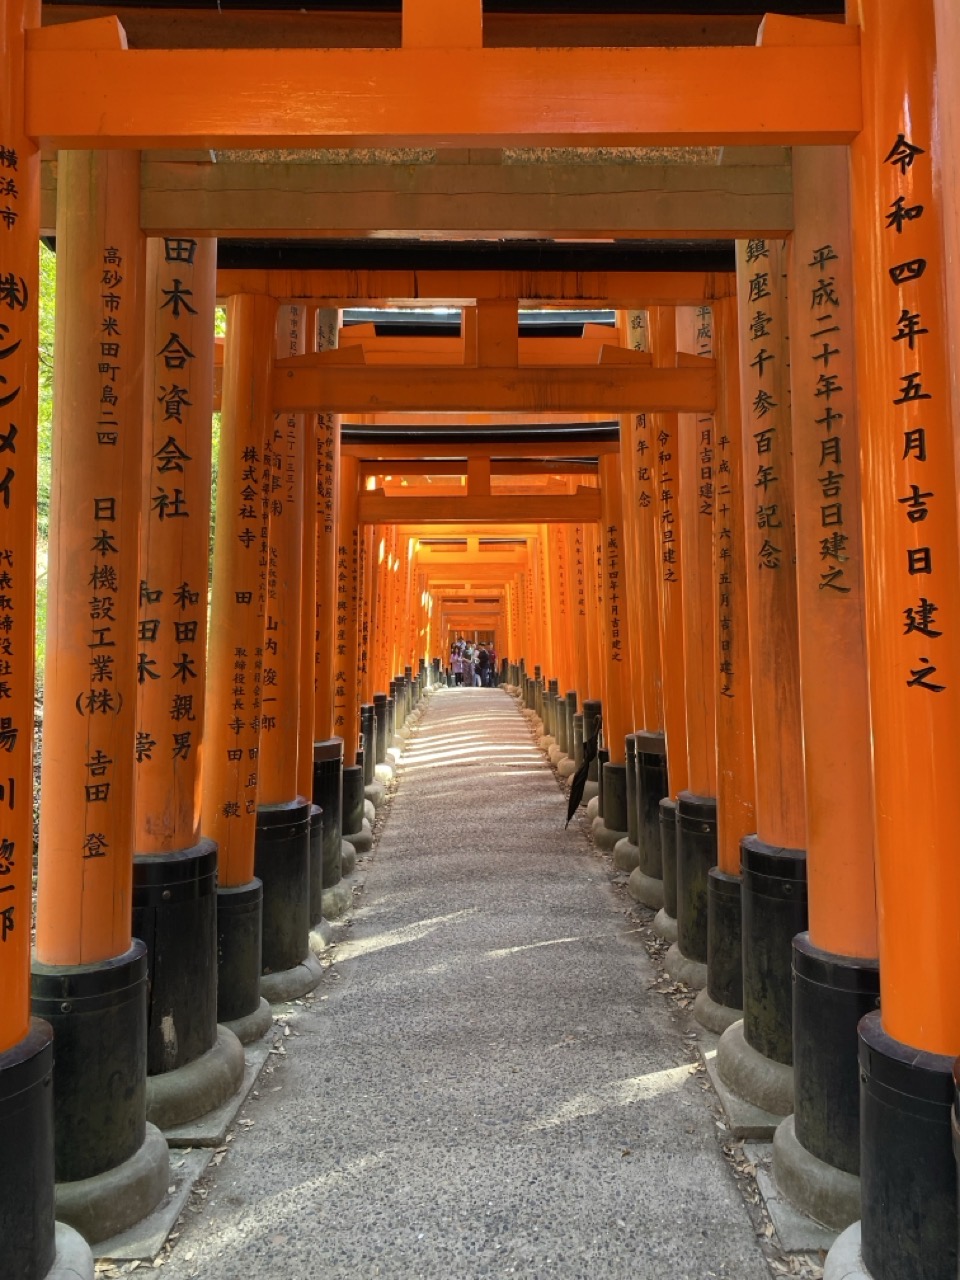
[593,820,628,853]
[260,949,324,1004]
[717,1018,794,1118]
[693,987,742,1035]
[220,997,272,1046]
[346,822,374,854]
[55,1123,170,1246]
[321,878,353,920]
[340,840,357,876]
[773,1114,861,1232]
[824,1222,872,1280]
[585,794,600,820]
[363,796,377,821]
[613,838,640,872]
[48,1223,95,1280]
[365,782,386,810]
[145,1025,245,1131]
[665,942,708,990]
[557,757,577,778]
[628,867,664,910]
[653,908,678,943]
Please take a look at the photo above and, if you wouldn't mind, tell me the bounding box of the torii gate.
[4,4,960,1279]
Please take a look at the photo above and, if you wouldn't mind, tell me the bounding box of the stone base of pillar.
[665,942,708,990]
[592,819,628,852]
[347,820,374,854]
[557,756,577,779]
[363,797,377,823]
[773,1114,861,1232]
[309,917,335,954]
[653,908,678,943]
[824,1222,872,1280]
[221,999,273,1046]
[585,791,599,817]
[47,1221,95,1280]
[145,1025,245,1131]
[693,987,742,1034]
[374,762,394,784]
[627,868,664,910]
[547,745,564,765]
[259,950,324,1004]
[717,1018,794,1118]
[322,878,353,920]
[365,781,385,809]
[612,837,640,872]
[55,1124,169,1246]
[340,839,357,876]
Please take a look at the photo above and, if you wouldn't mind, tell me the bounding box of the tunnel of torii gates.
[5,0,960,1277]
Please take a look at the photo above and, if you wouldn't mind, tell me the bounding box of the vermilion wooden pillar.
[133,234,244,1121]
[310,308,351,921]
[772,144,879,1229]
[203,292,276,1043]
[336,454,367,857]
[827,4,960,1274]
[716,237,807,1126]
[592,452,633,849]
[32,149,170,1239]
[695,295,755,1033]
[254,304,319,1002]
[648,306,687,941]
[667,305,718,989]
[623,313,669,909]
[297,306,319,808]
[0,1,72,1268]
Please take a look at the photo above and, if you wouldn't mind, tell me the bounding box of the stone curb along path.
[154,687,773,1280]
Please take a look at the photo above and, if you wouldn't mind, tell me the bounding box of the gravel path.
[159,687,770,1280]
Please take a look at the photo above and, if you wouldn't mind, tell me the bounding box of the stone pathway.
[159,688,770,1280]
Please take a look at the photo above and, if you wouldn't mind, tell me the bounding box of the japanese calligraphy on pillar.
[605,521,622,664]
[0,97,36,997]
[737,238,797,577]
[880,132,951,694]
[574,525,586,618]
[136,238,215,850]
[259,304,304,780]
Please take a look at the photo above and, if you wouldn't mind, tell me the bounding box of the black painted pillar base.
[741,836,807,1066]
[133,839,244,1131]
[771,936,880,1231]
[255,799,321,1003]
[313,737,344,892]
[572,714,584,774]
[342,762,367,842]
[693,867,743,1034]
[373,693,388,765]
[216,878,272,1044]
[595,761,629,851]
[360,704,376,785]
[675,793,717,965]
[614,735,641,872]
[857,1013,957,1280]
[133,840,219,1076]
[0,1019,57,1280]
[31,942,170,1244]
[583,700,602,784]
[556,694,569,756]
[308,803,323,925]
[652,797,679,943]
[596,746,609,813]
[634,732,667,908]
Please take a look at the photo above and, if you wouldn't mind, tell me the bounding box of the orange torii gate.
[4,4,960,1279]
